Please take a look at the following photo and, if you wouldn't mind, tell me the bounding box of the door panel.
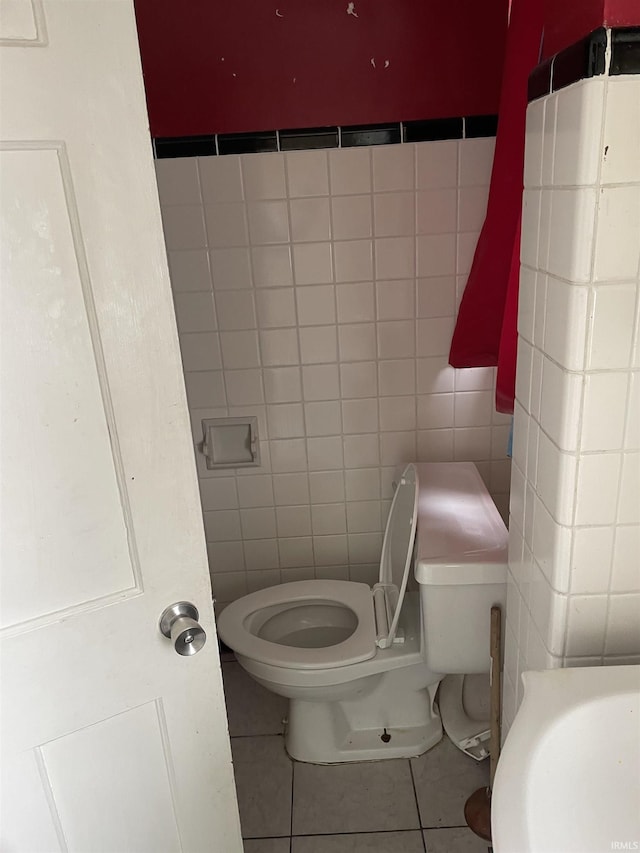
[0,2,242,850]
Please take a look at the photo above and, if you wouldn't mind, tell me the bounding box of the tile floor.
[222,658,492,853]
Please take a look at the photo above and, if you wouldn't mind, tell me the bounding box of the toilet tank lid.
[413,462,508,587]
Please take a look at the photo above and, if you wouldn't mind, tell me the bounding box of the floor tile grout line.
[408,757,428,852]
[289,744,295,852]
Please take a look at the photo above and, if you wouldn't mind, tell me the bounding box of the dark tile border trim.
[529,26,640,102]
[153,114,498,159]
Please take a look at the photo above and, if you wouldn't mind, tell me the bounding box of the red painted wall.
[134,0,509,138]
[542,0,639,58]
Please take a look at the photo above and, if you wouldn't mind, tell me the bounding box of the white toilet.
[217,461,507,764]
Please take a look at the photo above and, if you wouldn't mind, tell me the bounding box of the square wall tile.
[547,189,596,282]
[280,542,314,571]
[174,292,217,333]
[334,240,373,283]
[161,205,207,251]
[270,439,308,475]
[417,189,457,235]
[539,358,583,451]
[236,474,275,508]
[338,323,377,362]
[313,534,348,565]
[168,250,212,293]
[575,453,622,526]
[275,506,312,538]
[264,366,302,404]
[342,398,379,434]
[524,98,544,189]
[199,155,244,203]
[307,436,343,471]
[256,288,297,329]
[372,144,414,192]
[417,357,455,394]
[328,147,371,195]
[299,326,338,364]
[570,526,614,595]
[267,403,305,439]
[611,526,640,593]
[601,78,640,185]
[210,247,253,290]
[215,290,256,330]
[332,196,372,240]
[252,245,293,288]
[293,243,333,286]
[457,186,488,233]
[296,285,336,326]
[553,80,604,188]
[309,470,345,503]
[290,197,331,242]
[377,279,415,320]
[220,330,260,369]
[311,503,347,535]
[378,359,415,396]
[242,153,286,200]
[587,284,636,370]
[566,595,608,656]
[336,282,375,323]
[458,138,495,186]
[184,371,226,409]
[208,542,245,574]
[535,432,577,526]
[581,372,628,452]
[416,140,458,189]
[594,186,640,281]
[417,317,455,358]
[247,200,290,244]
[286,149,329,197]
[374,192,415,237]
[618,453,640,525]
[272,472,310,505]
[304,401,342,436]
[205,203,249,247]
[380,395,416,431]
[605,595,640,655]
[345,468,380,501]
[343,433,380,468]
[377,320,415,359]
[155,157,201,205]
[179,332,222,372]
[417,234,456,277]
[543,277,589,371]
[260,329,299,366]
[302,364,340,401]
[225,369,264,405]
[375,237,415,280]
[341,361,378,398]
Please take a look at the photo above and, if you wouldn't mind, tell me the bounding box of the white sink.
[492,665,640,853]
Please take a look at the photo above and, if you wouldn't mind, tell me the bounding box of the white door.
[0,1,242,850]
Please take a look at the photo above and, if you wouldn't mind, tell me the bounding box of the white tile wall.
[156,138,513,607]
[504,72,640,732]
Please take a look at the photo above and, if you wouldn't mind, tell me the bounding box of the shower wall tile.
[506,72,640,735]
[156,139,511,606]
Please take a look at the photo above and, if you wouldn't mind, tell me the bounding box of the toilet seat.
[217,579,377,669]
[217,464,419,672]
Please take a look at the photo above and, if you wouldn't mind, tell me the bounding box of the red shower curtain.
[448,0,544,413]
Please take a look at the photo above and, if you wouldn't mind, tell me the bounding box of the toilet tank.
[414,462,507,675]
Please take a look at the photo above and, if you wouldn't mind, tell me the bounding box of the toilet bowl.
[217,461,508,764]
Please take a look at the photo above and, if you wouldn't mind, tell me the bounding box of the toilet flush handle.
[159,602,207,656]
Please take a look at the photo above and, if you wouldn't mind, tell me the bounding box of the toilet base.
[284,666,443,764]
